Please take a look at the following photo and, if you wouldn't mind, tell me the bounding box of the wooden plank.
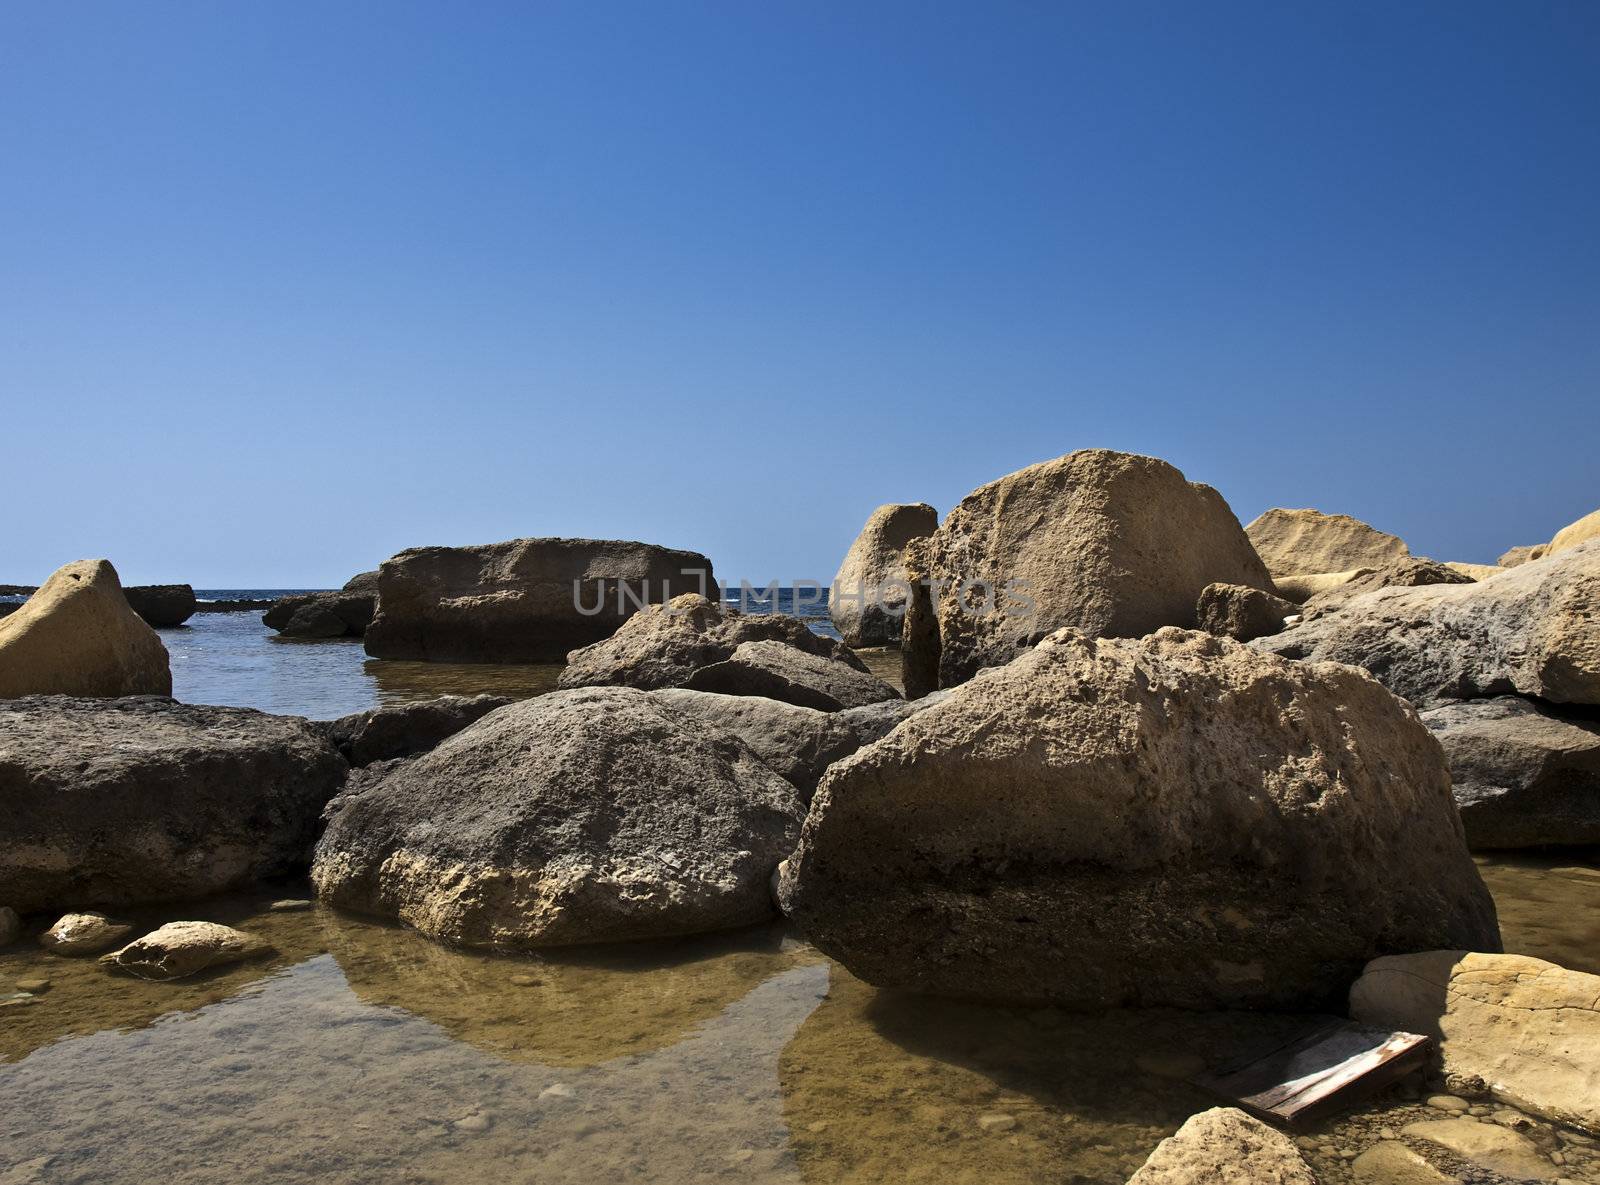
[1191,1018,1430,1127]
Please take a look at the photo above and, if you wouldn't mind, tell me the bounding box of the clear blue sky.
[3,2,1596,587]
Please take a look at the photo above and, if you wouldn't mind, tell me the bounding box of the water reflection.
[361,657,561,704]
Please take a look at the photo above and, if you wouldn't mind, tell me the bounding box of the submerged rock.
[1351,950,1600,1135]
[1125,1107,1316,1185]
[1244,507,1410,580]
[779,627,1499,1009]
[1259,541,1600,708]
[312,687,804,949]
[1194,582,1297,642]
[320,694,513,766]
[1400,1117,1558,1181]
[828,502,938,646]
[682,640,900,711]
[0,560,170,698]
[364,538,715,663]
[38,912,133,956]
[0,696,348,911]
[123,584,197,627]
[904,449,1272,689]
[559,593,864,691]
[1421,697,1600,850]
[101,921,272,981]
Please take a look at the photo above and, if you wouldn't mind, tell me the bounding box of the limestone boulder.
[1194,582,1297,642]
[1125,1107,1316,1185]
[1549,507,1600,556]
[320,694,513,766]
[559,593,865,691]
[1499,544,1545,568]
[122,584,197,627]
[1300,557,1472,618]
[0,696,348,911]
[905,450,1273,689]
[682,640,901,711]
[1350,951,1600,1135]
[780,627,1498,1009]
[1272,568,1374,604]
[828,502,938,646]
[1443,562,1502,581]
[101,921,272,981]
[1259,541,1600,708]
[311,687,804,949]
[0,560,171,698]
[1245,507,1410,579]
[1420,697,1600,850]
[364,538,714,663]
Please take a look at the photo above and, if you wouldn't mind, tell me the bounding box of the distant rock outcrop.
[122,584,197,627]
[263,571,378,639]
[1244,507,1410,579]
[364,539,715,663]
[829,502,938,646]
[0,561,171,698]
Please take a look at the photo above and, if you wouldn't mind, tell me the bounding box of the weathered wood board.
[1191,1017,1430,1127]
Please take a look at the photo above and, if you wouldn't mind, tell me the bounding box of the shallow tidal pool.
[2,855,1598,1185]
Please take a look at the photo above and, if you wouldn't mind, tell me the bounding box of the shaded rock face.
[1271,567,1372,605]
[263,571,379,639]
[779,627,1499,1010]
[1420,697,1600,850]
[1194,582,1296,642]
[1125,1107,1316,1185]
[828,502,938,646]
[0,697,348,912]
[364,538,715,663]
[319,694,514,767]
[1258,541,1600,708]
[101,921,271,981]
[122,584,197,628]
[682,640,900,711]
[906,450,1272,690]
[311,687,804,950]
[0,561,171,698]
[1244,507,1410,579]
[1300,557,1473,619]
[559,593,865,691]
[1350,951,1600,1135]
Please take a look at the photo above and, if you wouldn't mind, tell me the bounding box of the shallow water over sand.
[3,855,1597,1185]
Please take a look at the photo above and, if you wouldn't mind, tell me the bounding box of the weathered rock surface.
[1272,567,1373,604]
[1300,558,1472,619]
[829,502,938,646]
[1400,1117,1558,1180]
[1351,1141,1455,1184]
[1443,562,1502,581]
[1499,544,1545,568]
[0,560,171,698]
[263,571,378,639]
[122,584,197,627]
[320,694,513,766]
[101,921,272,981]
[906,450,1273,689]
[1259,542,1600,708]
[1125,1107,1316,1184]
[1420,697,1600,850]
[312,687,804,949]
[1194,582,1297,641]
[364,538,714,663]
[559,593,865,691]
[0,696,348,911]
[1549,507,1600,556]
[1245,507,1410,579]
[780,627,1498,1009]
[38,912,133,956]
[682,640,900,711]
[1350,950,1600,1135]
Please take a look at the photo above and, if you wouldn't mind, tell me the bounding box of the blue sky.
[3,1,1596,586]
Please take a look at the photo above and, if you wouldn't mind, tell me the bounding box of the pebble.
[1379,1128,1399,1140]
[452,1113,491,1133]
[806,1121,829,1134]
[14,977,50,993]
[539,1083,575,1102]
[509,974,541,987]
[1426,1095,1471,1113]
[267,899,312,912]
[978,1114,1018,1133]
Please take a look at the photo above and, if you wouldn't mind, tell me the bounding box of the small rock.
[267,899,312,912]
[806,1121,829,1134]
[978,1114,1018,1133]
[1426,1095,1471,1113]
[100,921,271,981]
[1352,1141,1456,1184]
[14,977,50,993]
[539,1083,575,1102]
[452,1113,491,1133]
[509,974,541,987]
[39,912,133,956]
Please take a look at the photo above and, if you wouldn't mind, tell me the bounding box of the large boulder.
[828,502,938,646]
[1125,1107,1316,1185]
[1300,557,1473,618]
[1549,507,1600,556]
[1194,582,1297,642]
[364,538,715,663]
[1350,951,1600,1135]
[682,640,900,711]
[1244,507,1410,579]
[122,584,197,627]
[905,450,1273,689]
[0,696,348,911]
[311,687,804,949]
[1259,541,1600,708]
[0,560,170,698]
[319,694,513,766]
[558,593,865,691]
[263,571,379,639]
[779,627,1499,1009]
[1420,697,1600,850]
